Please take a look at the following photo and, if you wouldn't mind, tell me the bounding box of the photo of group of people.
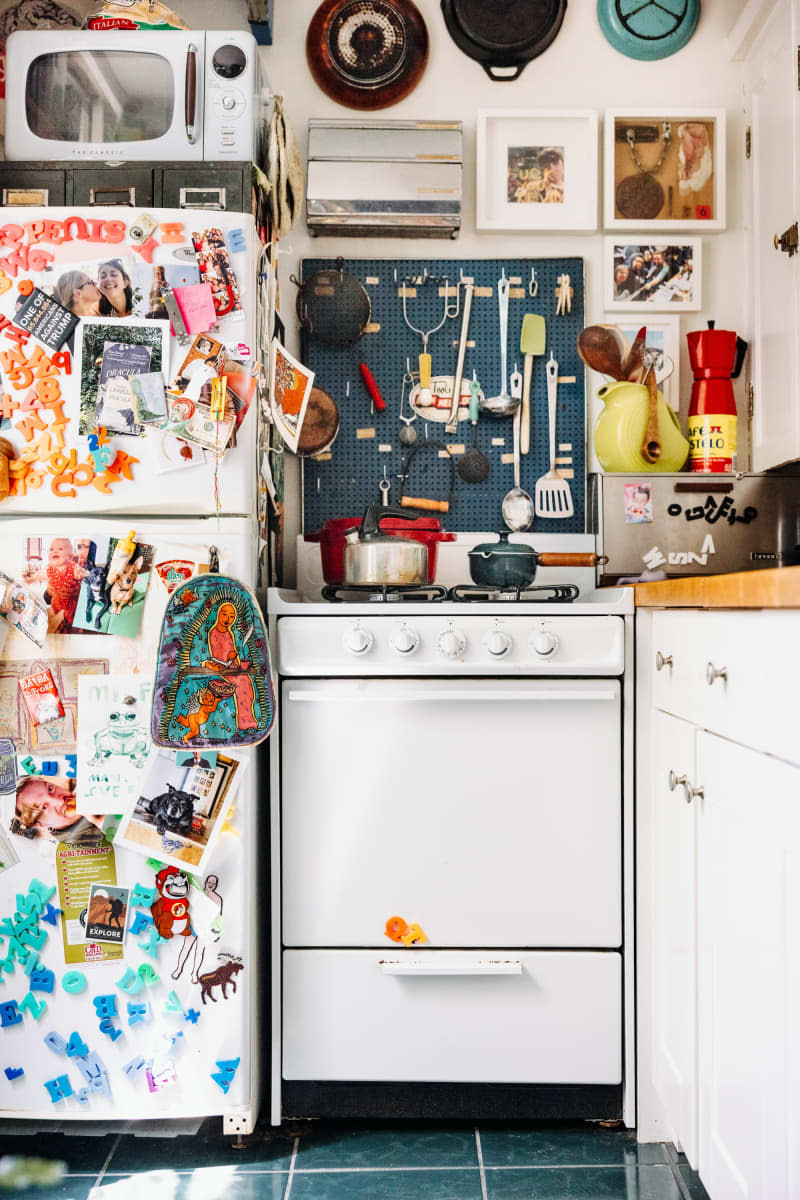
[49,257,137,320]
[609,242,699,309]
[507,145,565,204]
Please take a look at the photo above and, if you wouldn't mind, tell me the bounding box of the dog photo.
[116,749,240,871]
[72,535,153,639]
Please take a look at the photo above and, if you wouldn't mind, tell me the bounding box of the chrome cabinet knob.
[706,662,728,685]
[669,770,703,804]
[656,651,673,671]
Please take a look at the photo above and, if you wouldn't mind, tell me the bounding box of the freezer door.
[0,208,256,515]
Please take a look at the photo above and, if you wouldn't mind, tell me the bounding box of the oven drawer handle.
[380,960,522,976]
[287,689,617,703]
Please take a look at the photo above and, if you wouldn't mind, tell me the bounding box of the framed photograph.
[604,108,725,230]
[476,109,598,231]
[604,239,702,312]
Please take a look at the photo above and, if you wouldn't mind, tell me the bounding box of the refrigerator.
[0,209,264,1133]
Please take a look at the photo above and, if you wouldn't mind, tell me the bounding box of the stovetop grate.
[448,584,580,603]
[321,583,450,603]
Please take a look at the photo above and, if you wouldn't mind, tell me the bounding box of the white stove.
[267,535,635,1129]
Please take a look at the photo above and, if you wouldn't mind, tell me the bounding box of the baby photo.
[116,749,239,872]
[72,535,154,638]
[23,534,98,634]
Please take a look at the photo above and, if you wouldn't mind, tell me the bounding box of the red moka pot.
[686,322,748,473]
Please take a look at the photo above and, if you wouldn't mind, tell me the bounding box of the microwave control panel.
[204,35,258,159]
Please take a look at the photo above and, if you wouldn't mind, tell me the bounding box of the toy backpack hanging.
[151,548,275,748]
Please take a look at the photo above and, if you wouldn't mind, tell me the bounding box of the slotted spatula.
[535,353,574,519]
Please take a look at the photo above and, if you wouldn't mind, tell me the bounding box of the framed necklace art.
[604,108,725,231]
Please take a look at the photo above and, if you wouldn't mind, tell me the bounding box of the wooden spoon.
[640,360,662,464]
[576,324,627,380]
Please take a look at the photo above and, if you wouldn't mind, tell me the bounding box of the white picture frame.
[604,108,726,231]
[604,238,702,312]
[476,109,598,232]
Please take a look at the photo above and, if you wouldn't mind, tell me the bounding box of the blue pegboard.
[301,257,585,534]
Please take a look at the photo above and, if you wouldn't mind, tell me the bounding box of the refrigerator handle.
[185,43,199,145]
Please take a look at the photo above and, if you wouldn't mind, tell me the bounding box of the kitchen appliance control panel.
[277,615,625,676]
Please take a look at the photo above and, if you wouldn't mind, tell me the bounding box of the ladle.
[482,273,520,418]
[501,407,534,532]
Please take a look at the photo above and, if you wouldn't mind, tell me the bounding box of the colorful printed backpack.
[151,551,275,748]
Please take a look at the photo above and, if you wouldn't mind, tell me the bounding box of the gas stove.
[318,582,581,604]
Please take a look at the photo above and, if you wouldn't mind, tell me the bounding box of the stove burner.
[322,583,449,603]
[448,584,580,603]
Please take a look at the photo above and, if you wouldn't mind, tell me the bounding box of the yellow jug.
[593,381,689,473]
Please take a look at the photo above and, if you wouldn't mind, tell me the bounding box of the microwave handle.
[185,43,199,144]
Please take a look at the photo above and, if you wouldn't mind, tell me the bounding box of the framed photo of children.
[605,239,702,312]
[476,109,598,231]
[604,109,726,231]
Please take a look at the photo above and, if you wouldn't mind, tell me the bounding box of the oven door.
[5,31,204,162]
[282,677,621,948]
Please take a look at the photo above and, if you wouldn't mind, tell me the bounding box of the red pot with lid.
[305,514,455,584]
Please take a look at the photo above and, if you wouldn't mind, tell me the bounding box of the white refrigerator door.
[0,516,259,1127]
[0,209,256,515]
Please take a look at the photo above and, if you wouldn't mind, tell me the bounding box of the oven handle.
[185,43,199,144]
[380,960,522,976]
[287,689,617,703]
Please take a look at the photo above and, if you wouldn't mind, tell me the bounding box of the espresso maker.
[686,320,748,473]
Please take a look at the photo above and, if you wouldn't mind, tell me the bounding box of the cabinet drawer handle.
[656,651,673,671]
[380,959,522,976]
[668,770,687,792]
[2,187,49,206]
[88,186,135,206]
[179,186,227,210]
[706,662,728,685]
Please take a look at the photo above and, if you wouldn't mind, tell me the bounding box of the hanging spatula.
[534,353,574,519]
[519,313,545,455]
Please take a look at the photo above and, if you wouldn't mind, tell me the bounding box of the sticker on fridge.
[76,675,154,815]
[116,749,240,872]
[624,482,654,524]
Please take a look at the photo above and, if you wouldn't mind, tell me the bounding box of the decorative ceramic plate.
[597,0,700,61]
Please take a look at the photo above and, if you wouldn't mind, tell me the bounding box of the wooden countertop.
[631,565,800,609]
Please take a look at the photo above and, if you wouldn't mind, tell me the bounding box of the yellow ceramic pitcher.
[593,381,689,473]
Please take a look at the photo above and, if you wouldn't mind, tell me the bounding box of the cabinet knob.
[668,770,687,792]
[706,661,728,686]
[774,221,799,256]
[655,651,673,671]
[669,771,703,804]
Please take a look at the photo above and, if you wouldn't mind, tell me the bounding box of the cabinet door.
[750,0,800,469]
[651,711,699,1166]
[697,732,800,1199]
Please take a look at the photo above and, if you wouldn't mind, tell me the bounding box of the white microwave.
[5,29,270,162]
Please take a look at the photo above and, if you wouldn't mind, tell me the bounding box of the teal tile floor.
[0,1121,710,1199]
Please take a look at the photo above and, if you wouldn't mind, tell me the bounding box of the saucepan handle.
[537,553,608,568]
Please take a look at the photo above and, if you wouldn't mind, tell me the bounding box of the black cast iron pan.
[441,0,567,80]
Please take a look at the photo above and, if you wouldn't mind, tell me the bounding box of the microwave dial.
[212,44,247,79]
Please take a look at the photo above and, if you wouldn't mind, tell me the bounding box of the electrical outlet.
[224,1112,254,1136]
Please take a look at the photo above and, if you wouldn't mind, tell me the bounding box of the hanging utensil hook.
[528,267,538,298]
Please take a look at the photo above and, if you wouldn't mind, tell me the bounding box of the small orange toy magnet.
[384,916,408,943]
[17,279,34,297]
[400,923,427,947]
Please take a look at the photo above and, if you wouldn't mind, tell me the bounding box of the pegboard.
[301,257,585,534]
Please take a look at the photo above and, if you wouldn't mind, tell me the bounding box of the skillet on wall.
[440,0,567,81]
[597,0,700,61]
[306,0,429,109]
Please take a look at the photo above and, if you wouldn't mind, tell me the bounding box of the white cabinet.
[696,732,800,1200]
[638,607,800,1198]
[742,0,800,469]
[651,710,699,1167]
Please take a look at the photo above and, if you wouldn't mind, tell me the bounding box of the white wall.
[258,0,749,583]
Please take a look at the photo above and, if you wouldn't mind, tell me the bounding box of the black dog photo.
[117,748,239,872]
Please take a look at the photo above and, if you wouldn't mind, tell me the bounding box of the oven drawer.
[283,949,622,1084]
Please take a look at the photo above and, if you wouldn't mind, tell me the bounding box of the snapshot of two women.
[52,260,133,318]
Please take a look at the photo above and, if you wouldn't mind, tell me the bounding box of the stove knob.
[483,629,511,657]
[343,625,373,656]
[390,625,419,655]
[530,629,559,658]
[437,627,466,659]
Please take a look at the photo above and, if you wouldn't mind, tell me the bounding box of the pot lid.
[306,0,429,109]
[469,532,535,557]
[597,0,700,62]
